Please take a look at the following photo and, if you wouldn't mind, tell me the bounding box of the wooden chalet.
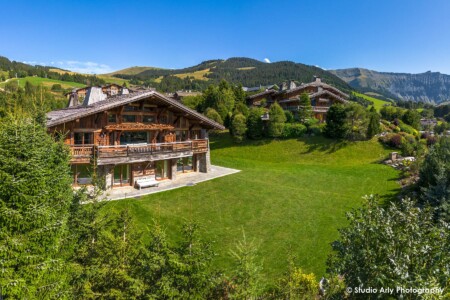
[247,77,349,122]
[47,87,224,189]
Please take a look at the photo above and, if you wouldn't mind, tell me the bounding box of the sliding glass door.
[114,164,130,186]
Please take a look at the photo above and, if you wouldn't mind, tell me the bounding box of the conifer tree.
[267,102,286,137]
[0,116,73,298]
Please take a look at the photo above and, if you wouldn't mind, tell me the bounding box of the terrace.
[70,139,209,164]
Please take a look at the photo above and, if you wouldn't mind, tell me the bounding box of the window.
[122,115,137,122]
[124,105,139,111]
[156,160,169,180]
[177,156,194,173]
[160,115,168,124]
[143,115,155,123]
[71,164,92,185]
[108,114,117,123]
[120,131,148,145]
[114,164,130,186]
[143,106,155,112]
[74,132,92,145]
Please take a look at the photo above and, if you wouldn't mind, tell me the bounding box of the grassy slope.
[106,66,160,76]
[103,134,400,282]
[353,91,392,112]
[0,76,85,89]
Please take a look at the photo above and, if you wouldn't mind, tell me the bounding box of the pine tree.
[0,116,73,298]
[232,114,247,143]
[246,107,264,139]
[298,92,312,122]
[367,109,381,139]
[324,104,347,139]
[267,102,286,137]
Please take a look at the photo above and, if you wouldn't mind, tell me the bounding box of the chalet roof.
[277,82,349,98]
[46,90,225,130]
[247,89,276,100]
[309,90,348,103]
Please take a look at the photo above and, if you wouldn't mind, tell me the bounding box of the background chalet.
[247,77,349,121]
[47,86,224,189]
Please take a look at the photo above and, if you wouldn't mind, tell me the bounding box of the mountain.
[330,68,450,104]
[110,57,352,93]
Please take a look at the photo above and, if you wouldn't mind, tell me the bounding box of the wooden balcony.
[284,106,330,113]
[69,139,209,164]
[311,106,329,113]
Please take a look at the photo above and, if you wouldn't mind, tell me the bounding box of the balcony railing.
[69,139,208,162]
[284,106,330,113]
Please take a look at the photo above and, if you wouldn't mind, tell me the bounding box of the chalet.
[247,77,349,122]
[47,87,224,190]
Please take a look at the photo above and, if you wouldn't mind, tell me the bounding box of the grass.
[353,91,392,112]
[0,76,85,89]
[102,134,400,282]
[173,68,211,81]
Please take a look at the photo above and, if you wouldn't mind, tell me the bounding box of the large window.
[177,156,194,173]
[120,131,148,144]
[114,164,130,186]
[71,164,92,185]
[155,160,169,180]
[74,132,92,145]
[122,115,137,122]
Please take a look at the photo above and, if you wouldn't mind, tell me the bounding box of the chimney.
[289,80,297,90]
[314,76,321,83]
[83,87,107,106]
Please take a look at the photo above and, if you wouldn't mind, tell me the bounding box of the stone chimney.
[67,92,79,107]
[314,76,321,83]
[83,87,107,106]
[289,80,297,90]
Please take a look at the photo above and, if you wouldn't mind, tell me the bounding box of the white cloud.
[264,58,271,63]
[22,60,114,74]
[54,60,114,74]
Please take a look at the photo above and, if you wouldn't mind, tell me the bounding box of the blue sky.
[1,0,449,74]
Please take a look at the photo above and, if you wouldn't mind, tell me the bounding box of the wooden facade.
[47,89,224,190]
[247,77,349,122]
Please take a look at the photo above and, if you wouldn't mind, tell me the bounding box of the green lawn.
[354,91,392,112]
[103,134,400,282]
[0,76,85,89]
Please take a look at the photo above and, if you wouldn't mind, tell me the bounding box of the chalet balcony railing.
[69,139,209,162]
[284,106,330,113]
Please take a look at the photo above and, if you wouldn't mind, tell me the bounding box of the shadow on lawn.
[298,136,350,154]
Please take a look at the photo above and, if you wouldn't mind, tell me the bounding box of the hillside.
[330,68,450,104]
[105,133,400,280]
[110,57,352,93]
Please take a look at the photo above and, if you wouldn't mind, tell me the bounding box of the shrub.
[51,83,63,91]
[231,114,247,143]
[308,123,325,135]
[246,107,264,140]
[284,110,294,123]
[205,108,223,125]
[426,135,438,146]
[282,123,307,138]
[267,102,286,138]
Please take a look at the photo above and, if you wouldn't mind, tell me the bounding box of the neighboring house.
[247,77,349,122]
[47,87,224,190]
[420,118,437,128]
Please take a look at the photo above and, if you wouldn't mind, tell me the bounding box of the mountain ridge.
[330,67,450,104]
